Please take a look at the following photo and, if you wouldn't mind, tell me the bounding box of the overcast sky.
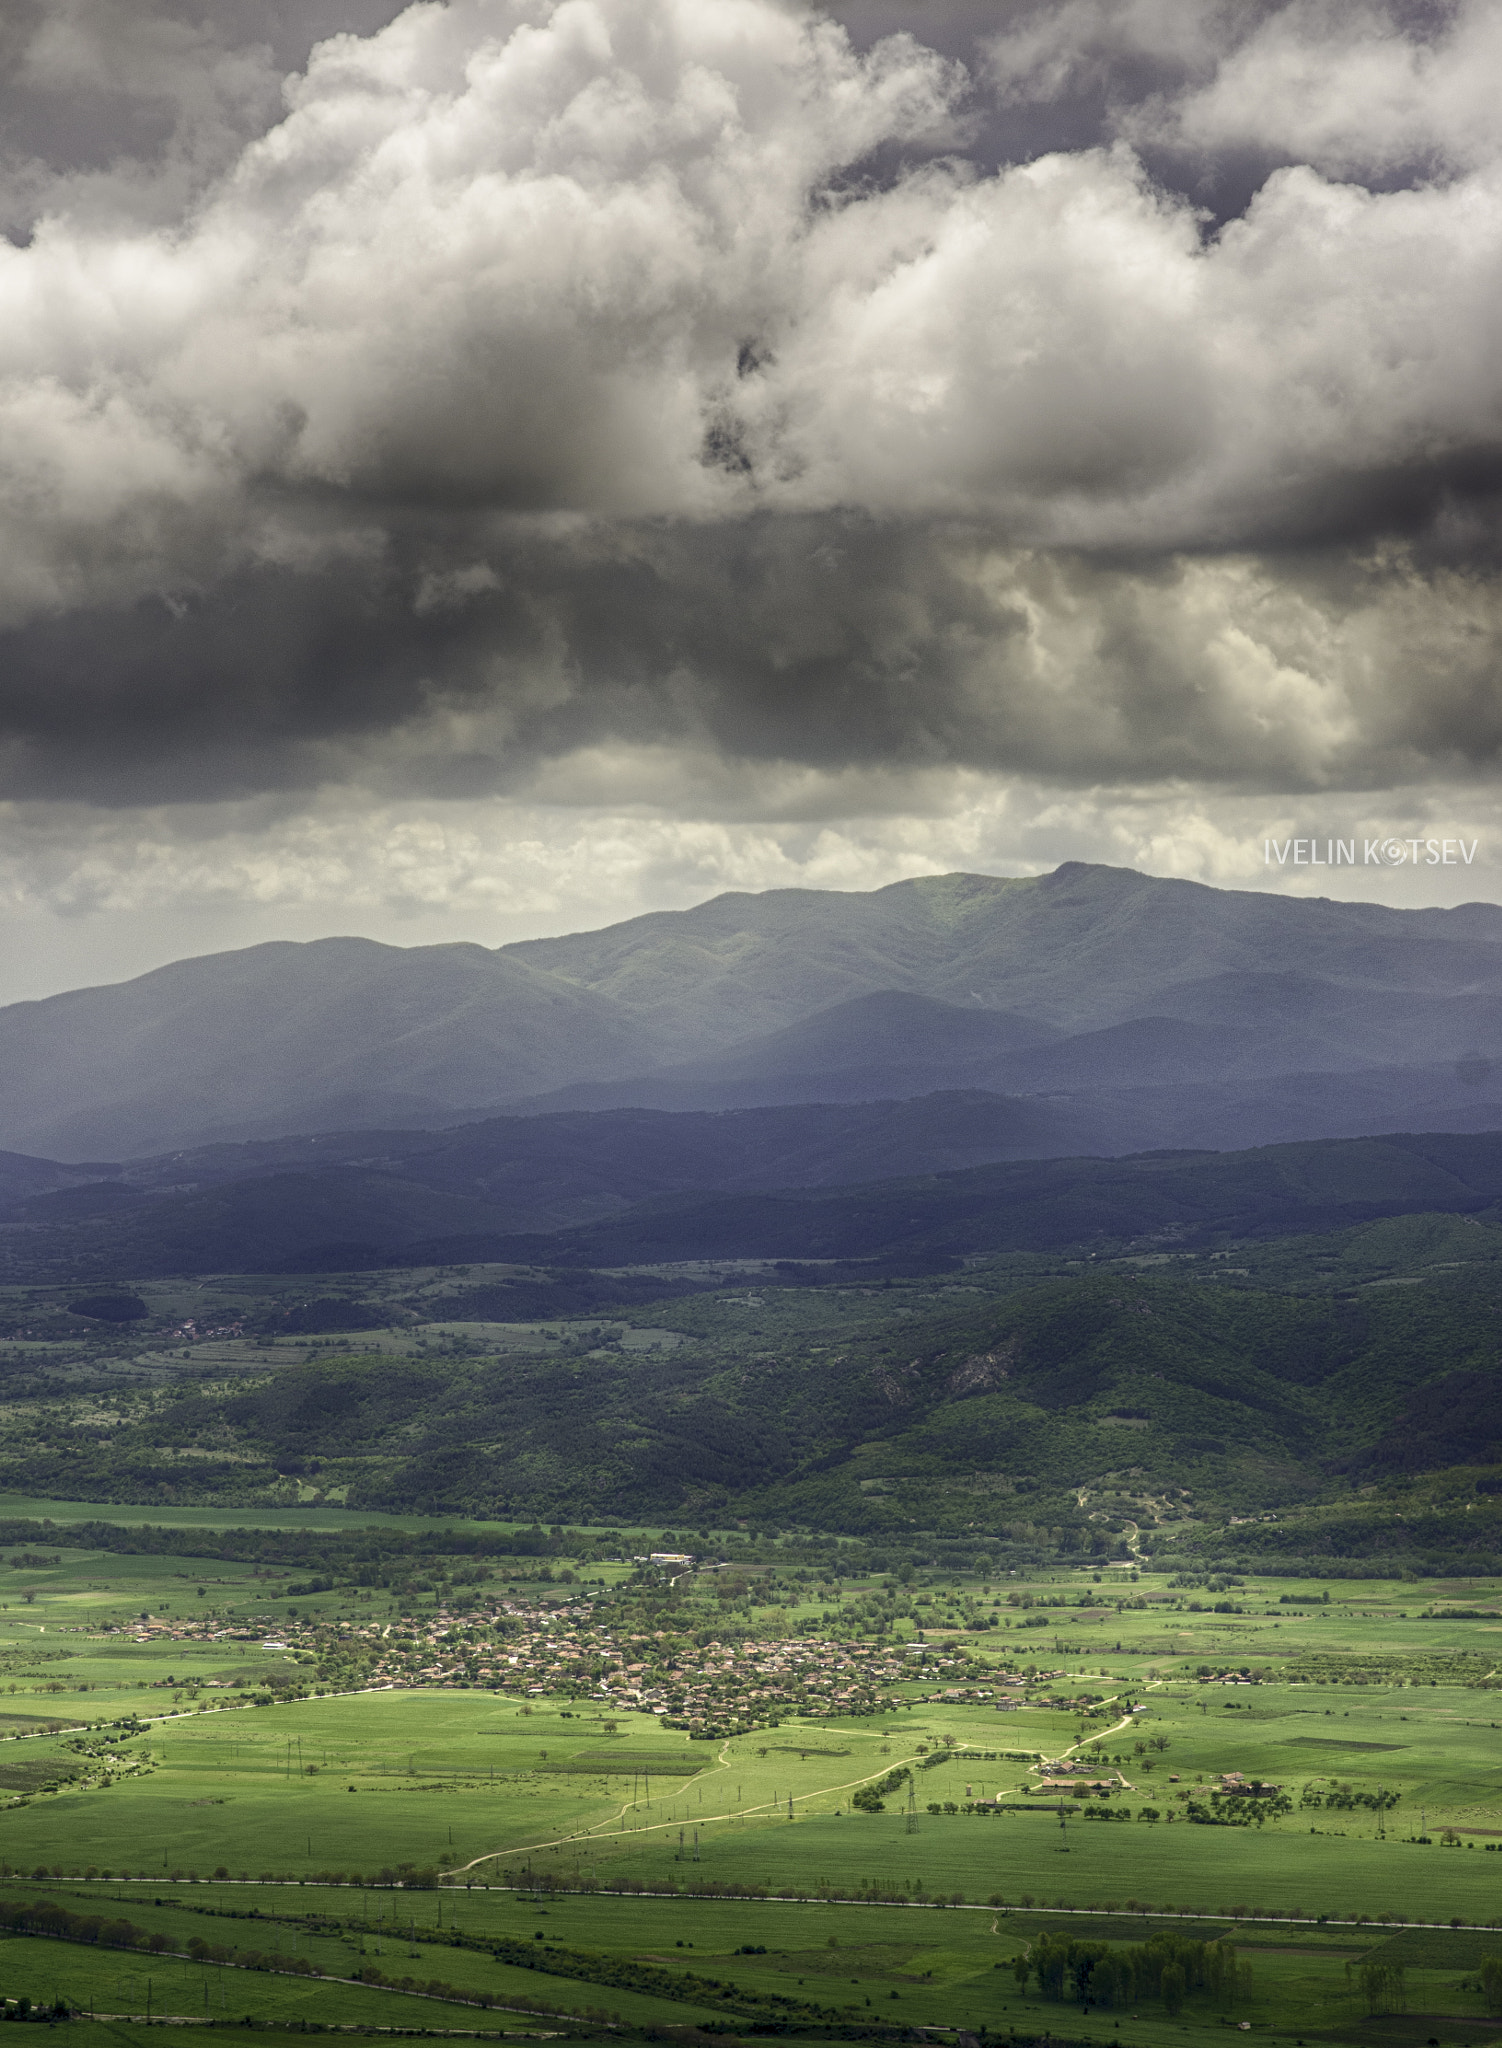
[0,0,1499,999]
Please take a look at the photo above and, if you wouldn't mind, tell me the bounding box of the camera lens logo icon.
[1379,839,1408,865]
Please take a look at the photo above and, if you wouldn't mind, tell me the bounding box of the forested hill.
[467,1127,1502,1270]
[6,1207,1502,1582]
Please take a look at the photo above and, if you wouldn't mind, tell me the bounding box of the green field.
[2,1525,1502,2043]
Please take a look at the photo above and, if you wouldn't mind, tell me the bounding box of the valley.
[1,1524,1502,2045]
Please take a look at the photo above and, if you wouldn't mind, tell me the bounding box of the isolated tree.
[1359,1962,1405,2015]
[1482,1958,1502,2017]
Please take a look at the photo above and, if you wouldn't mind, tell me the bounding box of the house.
[1220,1772,1281,1797]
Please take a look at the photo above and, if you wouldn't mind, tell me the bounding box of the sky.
[1,0,1501,1000]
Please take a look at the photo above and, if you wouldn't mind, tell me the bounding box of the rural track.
[453,1737,944,1871]
[451,1669,1164,1871]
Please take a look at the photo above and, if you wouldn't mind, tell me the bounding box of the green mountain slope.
[7,1223,1502,1584]
[507,862,1502,1039]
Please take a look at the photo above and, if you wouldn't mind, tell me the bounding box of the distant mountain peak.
[0,862,1498,1158]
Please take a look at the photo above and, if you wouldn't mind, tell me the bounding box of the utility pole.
[906,1781,919,1834]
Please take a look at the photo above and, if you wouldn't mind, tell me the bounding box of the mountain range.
[2,862,1501,1164]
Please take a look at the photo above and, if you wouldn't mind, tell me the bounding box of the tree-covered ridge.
[7,1123,1502,1285]
[3,1226,1502,1577]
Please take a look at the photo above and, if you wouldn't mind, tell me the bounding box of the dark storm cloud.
[3,518,1499,803]
[0,0,1500,807]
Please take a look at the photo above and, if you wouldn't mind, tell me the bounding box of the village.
[96,1589,1041,1735]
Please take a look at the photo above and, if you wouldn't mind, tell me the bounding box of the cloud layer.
[0,0,1499,862]
[3,768,1498,988]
